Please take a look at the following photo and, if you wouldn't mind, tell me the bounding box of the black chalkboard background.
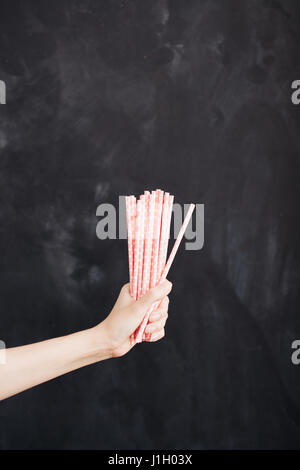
[1,0,300,450]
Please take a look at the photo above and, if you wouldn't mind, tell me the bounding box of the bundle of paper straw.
[125,189,195,344]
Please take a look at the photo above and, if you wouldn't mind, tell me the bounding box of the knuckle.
[155,306,162,317]
[121,283,130,293]
[163,304,169,315]
[148,288,157,302]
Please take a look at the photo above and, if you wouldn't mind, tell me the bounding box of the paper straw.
[142,192,153,295]
[157,192,170,280]
[137,196,146,298]
[131,196,137,295]
[129,197,144,344]
[150,190,164,288]
[125,196,136,295]
[132,199,141,301]
[131,197,137,296]
[161,204,195,280]
[135,203,195,343]
[125,197,132,284]
[161,195,174,271]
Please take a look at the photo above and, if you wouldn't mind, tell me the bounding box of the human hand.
[98,280,172,357]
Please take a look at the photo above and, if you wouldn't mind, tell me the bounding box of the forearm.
[0,325,111,401]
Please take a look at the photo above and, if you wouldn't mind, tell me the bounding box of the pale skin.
[0,279,172,401]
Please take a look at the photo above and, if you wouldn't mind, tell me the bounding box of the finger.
[145,328,165,342]
[145,314,168,334]
[149,296,169,322]
[134,280,172,320]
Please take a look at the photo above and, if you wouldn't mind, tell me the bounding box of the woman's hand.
[97,279,172,357]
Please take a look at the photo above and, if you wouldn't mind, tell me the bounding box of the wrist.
[83,324,114,363]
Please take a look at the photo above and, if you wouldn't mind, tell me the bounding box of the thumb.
[134,279,172,319]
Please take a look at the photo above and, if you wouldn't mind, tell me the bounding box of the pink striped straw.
[137,195,146,298]
[160,195,174,272]
[134,203,195,343]
[132,199,141,301]
[129,196,136,297]
[157,192,170,280]
[161,204,195,280]
[142,192,153,295]
[125,198,132,279]
[150,190,164,288]
[130,196,145,344]
[125,196,135,295]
